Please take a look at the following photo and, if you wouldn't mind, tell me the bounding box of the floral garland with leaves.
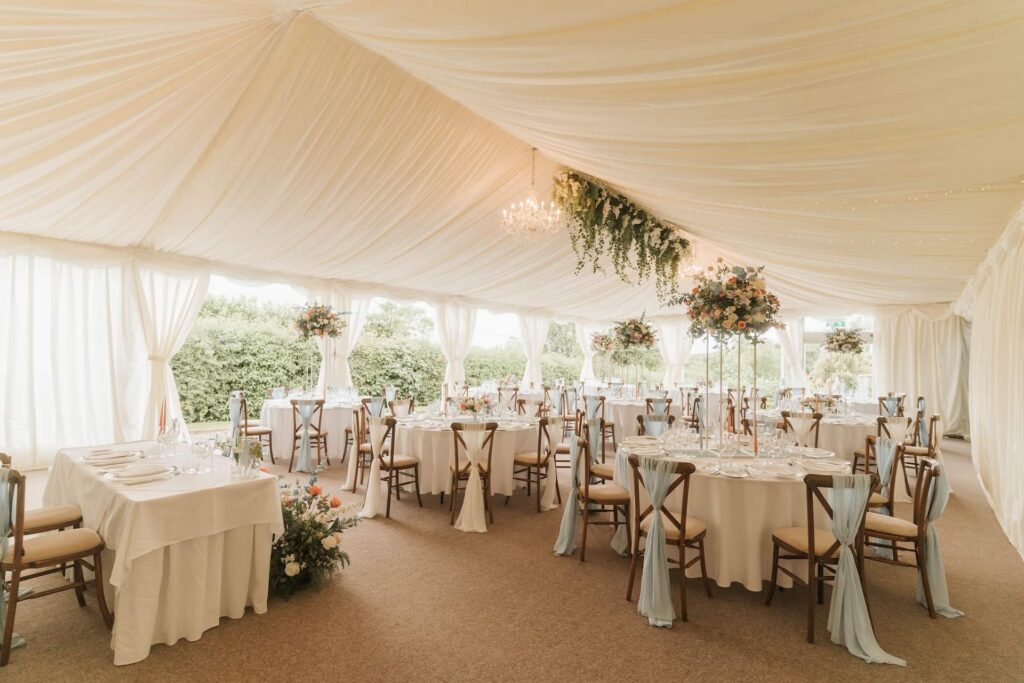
[554,170,690,303]
[271,471,359,597]
[822,327,865,355]
[295,303,346,339]
[677,258,783,342]
[613,315,657,350]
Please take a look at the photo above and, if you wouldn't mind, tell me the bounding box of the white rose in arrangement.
[284,562,301,577]
[321,535,338,550]
[332,532,344,545]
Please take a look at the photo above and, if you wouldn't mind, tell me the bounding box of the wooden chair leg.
[287,440,295,473]
[807,557,816,643]
[816,562,825,605]
[414,466,423,507]
[699,540,713,598]
[341,431,350,464]
[449,473,457,525]
[1,569,21,666]
[902,455,914,497]
[626,523,641,601]
[679,541,688,622]
[324,435,331,466]
[93,551,114,629]
[73,559,87,606]
[916,542,937,618]
[395,469,401,501]
[766,543,780,605]
[486,472,494,524]
[536,465,542,514]
[385,469,393,519]
[580,501,589,562]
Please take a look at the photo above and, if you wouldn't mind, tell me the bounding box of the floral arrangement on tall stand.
[676,258,783,453]
[271,471,359,597]
[823,327,865,355]
[590,332,618,382]
[611,315,657,389]
[295,303,347,396]
[554,170,691,304]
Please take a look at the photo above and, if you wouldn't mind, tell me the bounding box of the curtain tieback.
[148,354,167,363]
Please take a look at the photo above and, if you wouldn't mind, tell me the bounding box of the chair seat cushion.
[513,451,549,466]
[583,483,629,504]
[451,458,489,473]
[381,454,418,469]
[23,504,82,533]
[245,426,273,436]
[590,462,614,480]
[867,492,889,507]
[865,511,918,537]
[3,528,103,566]
[555,443,571,454]
[244,419,262,427]
[903,445,929,456]
[771,527,839,556]
[640,512,706,541]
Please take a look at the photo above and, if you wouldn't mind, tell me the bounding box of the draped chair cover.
[584,396,601,421]
[638,457,677,627]
[610,447,632,556]
[655,320,692,387]
[917,398,929,446]
[826,474,905,666]
[882,397,900,417]
[518,314,550,390]
[369,397,386,418]
[553,436,582,555]
[228,392,243,443]
[642,416,669,437]
[875,438,897,517]
[918,470,964,618]
[358,417,390,519]
[311,289,369,391]
[436,302,476,386]
[540,417,562,512]
[293,400,317,474]
[454,425,490,533]
[384,386,398,402]
[648,398,668,415]
[884,417,911,443]
[931,418,951,493]
[788,414,815,447]
[343,408,361,491]
[574,323,603,382]
[0,470,25,651]
[134,262,209,440]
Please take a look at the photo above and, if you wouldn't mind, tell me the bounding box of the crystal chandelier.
[502,148,563,241]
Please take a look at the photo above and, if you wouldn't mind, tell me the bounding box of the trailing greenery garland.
[553,170,690,303]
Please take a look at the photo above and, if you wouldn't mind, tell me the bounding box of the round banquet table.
[756,411,877,463]
[260,398,360,462]
[613,451,845,590]
[605,394,723,437]
[393,419,538,496]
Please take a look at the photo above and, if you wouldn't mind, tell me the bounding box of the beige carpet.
[10,439,1024,681]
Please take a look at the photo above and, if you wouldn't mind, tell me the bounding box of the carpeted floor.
[10,438,1024,681]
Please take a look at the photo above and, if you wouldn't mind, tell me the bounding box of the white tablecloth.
[43,441,284,665]
[614,451,841,591]
[393,421,538,496]
[758,411,878,463]
[260,399,360,461]
[605,395,723,437]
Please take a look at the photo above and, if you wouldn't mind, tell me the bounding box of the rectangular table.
[43,441,284,665]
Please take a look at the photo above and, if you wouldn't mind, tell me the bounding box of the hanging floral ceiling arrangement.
[295,303,346,339]
[823,327,866,355]
[553,170,691,303]
[677,258,783,342]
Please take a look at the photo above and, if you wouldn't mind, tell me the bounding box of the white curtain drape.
[517,314,550,390]
[435,302,477,386]
[0,238,147,468]
[778,318,808,388]
[574,323,603,382]
[873,306,969,435]
[654,320,692,386]
[311,288,370,390]
[967,211,1024,556]
[134,261,209,439]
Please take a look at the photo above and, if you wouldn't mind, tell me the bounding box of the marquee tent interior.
[1,0,1023,676]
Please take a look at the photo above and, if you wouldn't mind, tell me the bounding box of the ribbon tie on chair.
[359,417,390,519]
[540,418,562,511]
[638,456,677,627]
[917,470,963,618]
[228,391,243,443]
[789,415,814,447]
[294,400,317,474]
[454,427,489,533]
[553,436,582,555]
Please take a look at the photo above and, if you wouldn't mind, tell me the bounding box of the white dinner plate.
[104,464,177,484]
[792,447,834,458]
[801,460,849,474]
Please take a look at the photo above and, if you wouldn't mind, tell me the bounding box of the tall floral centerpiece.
[611,315,657,389]
[295,303,347,395]
[677,258,783,452]
[821,327,865,396]
[590,332,618,382]
[271,472,359,597]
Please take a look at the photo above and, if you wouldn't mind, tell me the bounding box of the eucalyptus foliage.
[553,170,690,303]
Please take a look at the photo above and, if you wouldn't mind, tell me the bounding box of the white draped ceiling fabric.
[1,0,1023,549]
[654,320,692,387]
[435,303,477,387]
[517,315,550,390]
[778,319,809,388]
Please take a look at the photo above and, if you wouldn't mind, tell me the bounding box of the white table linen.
[43,441,283,665]
[260,398,359,461]
[392,420,537,497]
[614,451,844,591]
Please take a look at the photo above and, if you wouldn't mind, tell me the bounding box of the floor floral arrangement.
[271,471,360,597]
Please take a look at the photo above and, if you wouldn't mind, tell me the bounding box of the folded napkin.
[112,463,173,479]
[83,450,137,463]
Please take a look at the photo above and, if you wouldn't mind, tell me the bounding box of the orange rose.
[691,287,699,294]
[330,496,341,508]
[737,321,747,329]
[307,485,322,496]
[259,466,269,473]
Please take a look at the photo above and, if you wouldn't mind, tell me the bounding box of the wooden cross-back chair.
[238,393,274,463]
[780,411,823,448]
[853,416,913,475]
[878,394,906,417]
[580,395,617,462]
[289,398,329,473]
[899,414,940,497]
[354,403,389,485]
[644,397,673,416]
[862,457,942,618]
[766,473,876,643]
[517,398,546,418]
[363,417,422,518]
[510,416,564,513]
[573,432,630,562]
[625,455,713,622]
[496,387,519,413]
[636,414,676,436]
[389,398,415,417]
[1,470,113,666]
[448,422,498,525]
[683,396,702,430]
[1,454,83,537]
